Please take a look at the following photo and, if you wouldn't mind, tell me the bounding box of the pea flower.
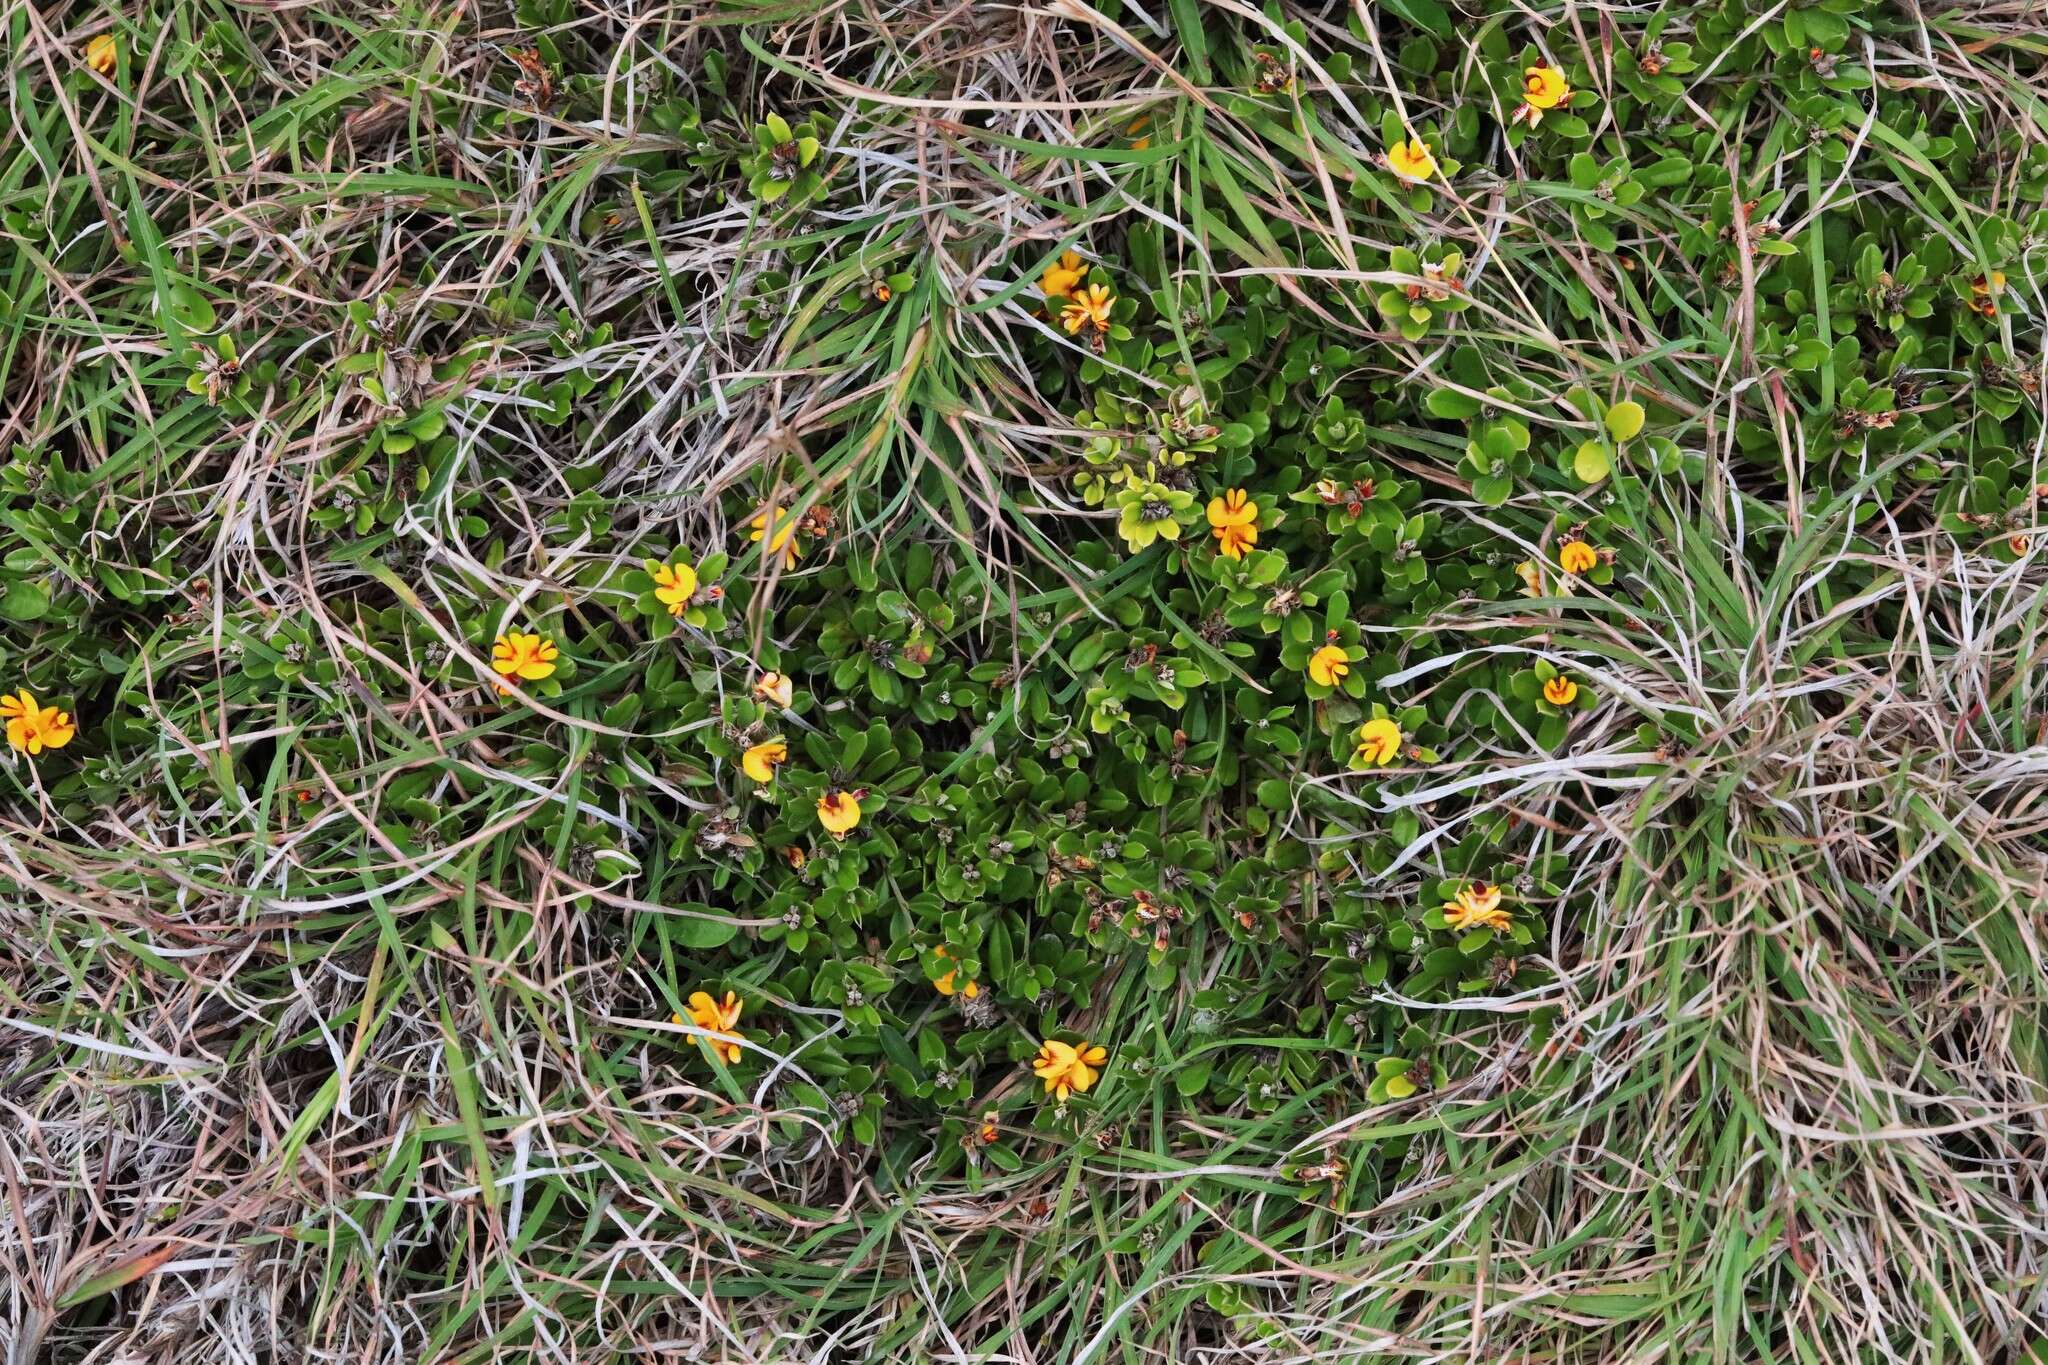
[1307,643,1350,687]
[1443,882,1513,934]
[1512,63,1571,126]
[741,739,788,783]
[748,507,802,567]
[85,33,117,75]
[1061,283,1115,335]
[1514,560,1545,597]
[1039,250,1087,300]
[1558,540,1600,576]
[1206,488,1259,560]
[650,561,699,616]
[817,788,862,837]
[753,671,795,707]
[677,990,744,1065]
[1,689,75,756]
[491,632,559,687]
[1353,717,1403,766]
[933,946,979,999]
[1385,138,1438,182]
[1968,272,2006,318]
[1543,675,1579,705]
[1032,1038,1109,1103]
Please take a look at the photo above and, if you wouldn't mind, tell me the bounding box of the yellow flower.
[1032,1038,1109,1103]
[753,671,795,707]
[1443,883,1513,934]
[1522,63,1570,110]
[678,989,745,1065]
[1558,540,1600,575]
[1307,643,1350,688]
[85,33,117,75]
[817,789,862,837]
[1514,560,1545,597]
[1206,488,1259,559]
[1061,283,1115,335]
[1040,250,1087,300]
[742,739,788,783]
[1354,717,1403,767]
[933,946,980,999]
[1543,675,1579,706]
[0,688,75,757]
[650,560,699,616]
[748,507,802,567]
[491,632,559,683]
[1385,138,1438,183]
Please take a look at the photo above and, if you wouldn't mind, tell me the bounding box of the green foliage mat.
[4,0,2047,1360]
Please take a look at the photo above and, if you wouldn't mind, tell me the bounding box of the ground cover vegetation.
[4,0,2048,1360]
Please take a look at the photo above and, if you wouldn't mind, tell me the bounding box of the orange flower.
[1523,64,1569,109]
[1558,540,1600,576]
[1061,284,1115,335]
[1206,488,1259,559]
[748,507,802,567]
[1512,63,1571,126]
[1032,1038,1109,1102]
[1039,250,1087,300]
[1307,644,1350,688]
[933,946,980,999]
[0,689,75,756]
[491,632,559,691]
[1543,675,1578,706]
[753,671,795,707]
[1443,883,1512,934]
[677,990,745,1065]
[650,561,699,616]
[1353,717,1403,767]
[1386,138,1437,182]
[817,789,862,837]
[741,739,788,783]
[1514,560,1545,597]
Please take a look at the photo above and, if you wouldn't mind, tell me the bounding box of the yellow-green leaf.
[1605,400,1646,442]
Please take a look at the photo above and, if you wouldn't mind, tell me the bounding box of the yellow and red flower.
[0,689,75,757]
[1032,1038,1109,1102]
[1206,488,1259,559]
[1353,717,1403,767]
[677,990,745,1065]
[1040,250,1087,300]
[742,739,788,783]
[1061,284,1115,335]
[1443,883,1512,934]
[1512,63,1571,127]
[817,789,862,837]
[1386,138,1438,182]
[491,632,559,691]
[1307,644,1350,688]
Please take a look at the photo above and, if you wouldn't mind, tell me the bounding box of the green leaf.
[0,579,49,621]
[1572,441,1612,484]
[1604,400,1646,442]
